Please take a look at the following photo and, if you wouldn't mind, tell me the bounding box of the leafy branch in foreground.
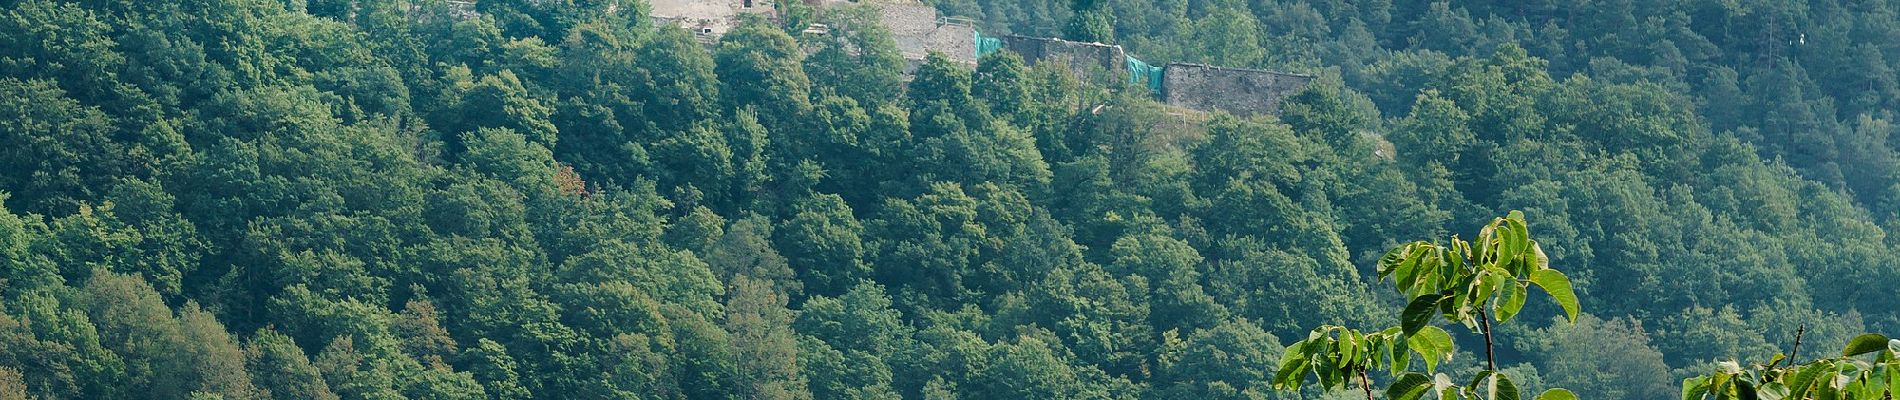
[1683,332,1898,400]
[1273,211,1581,400]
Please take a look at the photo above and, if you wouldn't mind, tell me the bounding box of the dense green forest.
[0,0,1897,398]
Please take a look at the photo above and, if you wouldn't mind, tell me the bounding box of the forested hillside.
[0,0,1896,399]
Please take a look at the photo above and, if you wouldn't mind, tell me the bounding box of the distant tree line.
[0,0,1895,399]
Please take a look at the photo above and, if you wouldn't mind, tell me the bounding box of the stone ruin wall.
[997,37,1314,116]
[924,23,976,63]
[876,3,975,64]
[1160,63,1314,116]
[646,0,1315,116]
[649,0,777,38]
[1000,35,1127,83]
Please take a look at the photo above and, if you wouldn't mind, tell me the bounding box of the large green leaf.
[1340,329,1361,367]
[1497,228,1520,266]
[1683,376,1712,400]
[1786,362,1827,399]
[1427,247,1453,293]
[1272,340,1311,389]
[1379,244,1408,279]
[1470,268,1497,308]
[1493,372,1521,400]
[1756,382,1789,400]
[1395,245,1427,292]
[1389,330,1413,375]
[1528,269,1579,322]
[1496,282,1528,322]
[1530,242,1550,271]
[1448,239,1468,272]
[1501,215,1528,269]
[1401,294,1445,335]
[1433,373,1458,398]
[1408,326,1455,373]
[1466,371,1520,400]
[1843,334,1890,357]
[1388,372,1434,400]
[1813,377,1839,400]
[1888,363,1899,400]
[1315,346,1343,389]
[1467,371,1494,390]
[1476,222,1497,264]
[1534,388,1577,400]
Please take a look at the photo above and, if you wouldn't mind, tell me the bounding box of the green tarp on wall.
[975,31,1003,59]
[1125,55,1164,95]
[972,30,1163,96]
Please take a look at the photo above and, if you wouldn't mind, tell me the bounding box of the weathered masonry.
[997,35,1130,85]
[873,2,979,65]
[644,0,1313,116]
[1161,63,1313,117]
[993,36,1313,116]
[649,0,779,41]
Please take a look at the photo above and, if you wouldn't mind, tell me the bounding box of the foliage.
[1273,212,1579,400]
[0,0,1896,398]
[1683,333,1900,400]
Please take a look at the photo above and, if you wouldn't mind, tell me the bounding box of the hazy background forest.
[0,0,1897,398]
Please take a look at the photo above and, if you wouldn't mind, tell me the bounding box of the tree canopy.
[0,0,1897,398]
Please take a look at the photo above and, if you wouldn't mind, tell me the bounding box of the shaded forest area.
[0,0,1897,399]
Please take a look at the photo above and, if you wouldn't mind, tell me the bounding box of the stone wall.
[876,3,976,64]
[1001,35,1127,84]
[651,0,775,37]
[926,23,976,62]
[647,0,1313,116]
[1161,63,1314,116]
